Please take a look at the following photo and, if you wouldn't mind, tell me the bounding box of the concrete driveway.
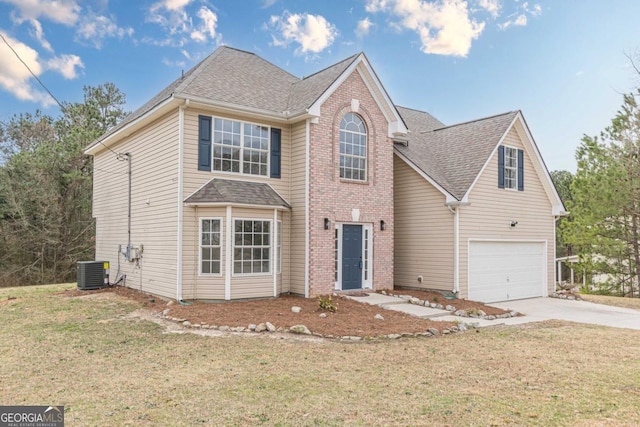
[490,297,640,330]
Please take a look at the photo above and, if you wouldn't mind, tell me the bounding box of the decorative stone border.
[158,307,465,340]
[550,292,583,301]
[380,290,520,321]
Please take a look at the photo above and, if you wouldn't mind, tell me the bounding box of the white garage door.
[468,241,545,303]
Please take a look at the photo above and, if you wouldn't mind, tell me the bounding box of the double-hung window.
[212,118,269,176]
[504,146,518,190]
[200,218,222,274]
[498,145,524,191]
[233,219,271,274]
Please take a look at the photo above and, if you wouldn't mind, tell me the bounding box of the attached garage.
[468,241,546,303]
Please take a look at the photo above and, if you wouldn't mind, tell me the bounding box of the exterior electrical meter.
[76,261,110,290]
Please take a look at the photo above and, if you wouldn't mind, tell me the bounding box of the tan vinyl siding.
[180,107,294,299]
[182,108,291,199]
[182,206,226,300]
[393,154,454,291]
[458,125,555,298]
[289,121,307,295]
[93,110,179,299]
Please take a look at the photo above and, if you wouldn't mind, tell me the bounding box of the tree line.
[0,83,127,287]
[553,86,640,297]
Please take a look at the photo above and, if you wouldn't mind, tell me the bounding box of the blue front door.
[342,225,362,290]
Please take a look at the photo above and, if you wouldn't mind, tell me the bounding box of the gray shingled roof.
[90,47,362,149]
[396,109,519,200]
[184,178,290,208]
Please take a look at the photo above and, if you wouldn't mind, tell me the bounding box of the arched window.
[339,113,367,181]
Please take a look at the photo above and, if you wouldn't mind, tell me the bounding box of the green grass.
[1,284,640,426]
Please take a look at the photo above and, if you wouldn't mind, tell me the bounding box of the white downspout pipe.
[447,205,460,295]
[176,99,189,302]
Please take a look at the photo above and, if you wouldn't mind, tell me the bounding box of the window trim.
[339,113,368,182]
[231,218,272,277]
[199,217,223,276]
[209,116,272,177]
[503,145,518,191]
[277,219,282,274]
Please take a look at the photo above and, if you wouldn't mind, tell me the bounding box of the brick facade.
[307,70,394,296]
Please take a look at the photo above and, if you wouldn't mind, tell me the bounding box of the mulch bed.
[388,288,509,316]
[59,285,512,337]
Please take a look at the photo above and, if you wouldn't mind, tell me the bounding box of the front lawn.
[1,284,639,426]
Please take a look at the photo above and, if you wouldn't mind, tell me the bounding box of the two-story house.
[86,46,565,303]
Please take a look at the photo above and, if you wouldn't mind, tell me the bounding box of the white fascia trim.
[354,65,408,138]
[173,94,290,124]
[306,54,407,138]
[460,114,517,202]
[304,119,311,298]
[461,113,566,214]
[85,96,180,156]
[514,112,567,214]
[393,150,458,203]
[183,202,290,211]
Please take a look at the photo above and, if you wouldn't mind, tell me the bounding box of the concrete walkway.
[346,293,640,330]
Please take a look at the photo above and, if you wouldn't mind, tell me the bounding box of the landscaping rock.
[319,313,327,318]
[510,311,519,317]
[166,300,174,306]
[484,315,496,321]
[374,313,384,320]
[248,324,257,331]
[400,295,412,301]
[291,306,302,313]
[231,327,244,332]
[458,323,468,332]
[218,326,230,331]
[454,310,467,317]
[162,308,170,317]
[445,305,456,312]
[386,334,401,339]
[435,304,444,310]
[427,328,439,336]
[477,310,486,317]
[266,322,276,332]
[410,297,421,305]
[255,323,267,332]
[442,329,450,335]
[429,303,438,309]
[182,320,191,327]
[290,324,311,335]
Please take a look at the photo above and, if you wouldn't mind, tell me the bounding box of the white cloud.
[190,6,218,42]
[0,0,81,26]
[27,18,53,52]
[365,0,484,57]
[498,13,530,30]
[0,31,56,106]
[355,17,373,38]
[76,14,134,48]
[147,0,191,36]
[523,2,542,16]
[262,0,277,8]
[46,53,84,79]
[268,12,338,54]
[162,57,186,68]
[478,0,500,18]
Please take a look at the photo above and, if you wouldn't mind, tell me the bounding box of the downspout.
[553,215,559,293]
[447,205,460,295]
[304,119,311,298]
[126,152,132,256]
[176,99,189,302]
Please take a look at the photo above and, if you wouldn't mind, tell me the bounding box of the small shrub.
[318,295,337,313]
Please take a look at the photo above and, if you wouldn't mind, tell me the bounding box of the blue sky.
[1,0,639,172]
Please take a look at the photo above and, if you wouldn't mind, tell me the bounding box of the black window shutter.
[497,145,505,189]
[517,148,524,191]
[270,128,281,178]
[198,115,212,171]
